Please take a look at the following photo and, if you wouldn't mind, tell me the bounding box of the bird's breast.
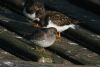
[46,20,73,32]
[32,39,54,47]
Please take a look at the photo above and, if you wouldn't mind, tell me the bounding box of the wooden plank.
[63,27,100,54]
[0,6,28,23]
[0,20,82,64]
[67,0,100,15]
[0,26,72,64]
[0,60,97,67]
[0,27,40,61]
[0,0,27,14]
[0,2,100,65]
[0,14,100,65]
[48,36,100,65]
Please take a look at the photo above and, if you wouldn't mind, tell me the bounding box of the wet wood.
[0,26,74,64]
[0,4,100,65]
[0,19,83,65]
[0,0,26,14]
[0,0,100,66]
[0,60,97,67]
[63,27,100,54]
[48,36,100,65]
[67,0,100,15]
[0,17,100,65]
[0,27,39,61]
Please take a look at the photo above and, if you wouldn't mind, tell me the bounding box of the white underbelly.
[32,39,55,47]
[46,20,75,32]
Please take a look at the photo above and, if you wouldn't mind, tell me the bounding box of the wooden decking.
[0,0,100,67]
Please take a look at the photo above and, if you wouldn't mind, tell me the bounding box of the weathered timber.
[47,45,83,65]
[0,23,73,64]
[0,6,28,23]
[48,36,100,65]
[0,7,73,64]
[44,0,100,35]
[0,5,100,65]
[0,19,83,64]
[67,0,100,15]
[0,0,27,14]
[0,14,80,64]
[63,27,100,54]
[0,0,100,65]
[0,6,37,38]
[0,48,23,60]
[0,19,34,38]
[0,60,97,67]
[0,29,39,61]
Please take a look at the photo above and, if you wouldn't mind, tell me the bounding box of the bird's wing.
[29,28,46,41]
[47,11,79,26]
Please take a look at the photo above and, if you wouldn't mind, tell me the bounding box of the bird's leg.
[56,32,61,41]
[36,24,40,27]
[56,32,61,38]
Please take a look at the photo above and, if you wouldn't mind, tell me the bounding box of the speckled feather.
[24,0,45,19]
[46,11,79,26]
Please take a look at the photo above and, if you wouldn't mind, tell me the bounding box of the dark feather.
[26,28,46,40]
[25,0,45,18]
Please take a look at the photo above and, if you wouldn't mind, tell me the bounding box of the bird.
[23,0,45,22]
[38,11,79,38]
[25,27,57,48]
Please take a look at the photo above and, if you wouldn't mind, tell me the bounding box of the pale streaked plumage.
[26,27,57,47]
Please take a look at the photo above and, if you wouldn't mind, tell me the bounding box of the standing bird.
[39,11,79,38]
[26,27,57,48]
[23,0,45,22]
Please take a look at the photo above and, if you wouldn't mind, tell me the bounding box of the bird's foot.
[56,32,61,41]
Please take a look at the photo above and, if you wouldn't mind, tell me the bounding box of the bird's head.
[24,0,45,21]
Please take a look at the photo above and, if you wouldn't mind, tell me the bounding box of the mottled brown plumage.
[45,11,79,26]
[23,0,45,20]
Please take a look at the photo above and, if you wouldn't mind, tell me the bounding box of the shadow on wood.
[62,28,100,54]
[67,0,100,15]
